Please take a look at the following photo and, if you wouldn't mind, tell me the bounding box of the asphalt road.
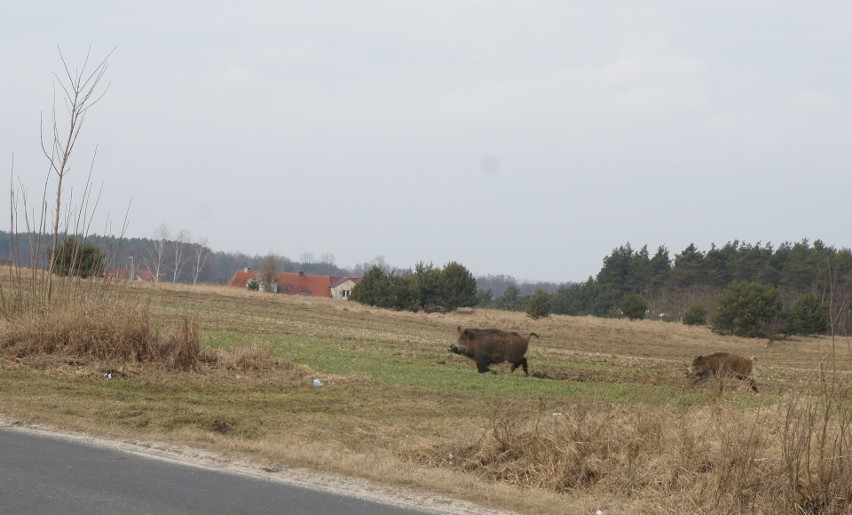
[0,427,431,515]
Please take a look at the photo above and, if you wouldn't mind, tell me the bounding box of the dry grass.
[0,297,203,371]
[1,277,851,513]
[403,386,852,513]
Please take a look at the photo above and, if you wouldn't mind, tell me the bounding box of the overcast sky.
[2,2,851,282]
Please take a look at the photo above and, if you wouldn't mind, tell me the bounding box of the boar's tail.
[750,356,757,363]
[528,333,540,342]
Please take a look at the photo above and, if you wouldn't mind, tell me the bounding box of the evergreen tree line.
[482,240,850,336]
[350,262,477,312]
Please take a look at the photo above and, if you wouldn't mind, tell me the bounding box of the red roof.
[330,276,359,288]
[109,267,158,282]
[227,269,257,288]
[276,272,333,297]
[226,270,356,298]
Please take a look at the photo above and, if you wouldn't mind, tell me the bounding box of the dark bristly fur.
[689,352,758,392]
[449,326,539,375]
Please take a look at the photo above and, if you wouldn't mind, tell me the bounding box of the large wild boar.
[449,326,539,375]
[689,352,758,392]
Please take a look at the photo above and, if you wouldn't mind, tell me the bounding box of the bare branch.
[41,47,113,300]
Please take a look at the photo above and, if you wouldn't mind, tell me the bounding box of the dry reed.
[402,381,852,513]
[0,298,203,371]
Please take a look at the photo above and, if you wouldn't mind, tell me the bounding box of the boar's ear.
[457,326,464,334]
[462,329,474,339]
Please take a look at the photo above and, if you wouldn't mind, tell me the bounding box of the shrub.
[390,272,421,312]
[620,293,647,320]
[350,266,394,308]
[352,262,477,312]
[439,261,477,311]
[475,288,494,308]
[526,289,552,319]
[496,285,524,311]
[785,293,829,335]
[682,304,708,326]
[712,281,783,337]
[52,237,104,278]
[414,262,442,308]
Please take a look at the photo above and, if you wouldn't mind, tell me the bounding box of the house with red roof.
[330,276,358,299]
[108,266,159,283]
[226,268,358,299]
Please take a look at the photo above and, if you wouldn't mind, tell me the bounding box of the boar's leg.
[733,373,759,392]
[749,379,759,392]
[476,357,492,374]
[510,358,529,376]
[690,373,708,387]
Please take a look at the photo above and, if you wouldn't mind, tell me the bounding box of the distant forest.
[0,231,568,289]
[1,232,849,330]
[543,240,851,333]
[0,231,351,285]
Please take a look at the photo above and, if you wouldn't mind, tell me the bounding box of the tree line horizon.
[350,239,850,337]
[1,231,848,330]
[546,239,850,335]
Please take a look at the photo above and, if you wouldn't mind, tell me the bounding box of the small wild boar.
[449,326,539,375]
[689,352,758,392]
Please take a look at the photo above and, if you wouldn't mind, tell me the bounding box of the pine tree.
[712,281,783,338]
[526,289,552,319]
[52,237,104,278]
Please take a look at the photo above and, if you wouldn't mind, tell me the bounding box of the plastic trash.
[312,378,323,388]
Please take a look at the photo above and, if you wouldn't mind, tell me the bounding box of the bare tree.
[145,223,170,283]
[171,229,192,283]
[40,47,113,301]
[191,236,211,285]
[299,252,315,264]
[351,255,391,277]
[259,254,278,292]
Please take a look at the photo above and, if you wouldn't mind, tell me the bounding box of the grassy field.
[1,280,851,513]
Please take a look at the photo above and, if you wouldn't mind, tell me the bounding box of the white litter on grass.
[312,378,323,388]
[104,373,112,380]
